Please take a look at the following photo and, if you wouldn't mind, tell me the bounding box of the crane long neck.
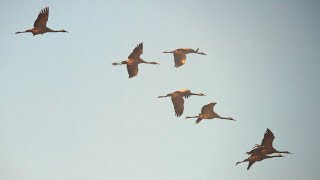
[140,60,158,64]
[190,93,202,96]
[47,29,67,33]
[275,150,291,154]
[185,116,198,119]
[265,155,282,160]
[217,115,235,121]
[158,94,171,98]
[163,51,174,53]
[15,29,32,34]
[112,61,127,65]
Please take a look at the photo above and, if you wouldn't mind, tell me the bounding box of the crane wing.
[247,160,255,170]
[34,7,49,28]
[173,52,187,67]
[201,103,216,114]
[196,118,203,124]
[128,43,143,59]
[246,146,263,155]
[126,63,139,78]
[261,128,275,148]
[171,96,184,117]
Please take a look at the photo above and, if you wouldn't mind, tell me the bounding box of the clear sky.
[1,0,319,179]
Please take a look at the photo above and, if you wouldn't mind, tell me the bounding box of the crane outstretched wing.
[171,96,184,117]
[247,160,255,170]
[126,63,139,78]
[196,118,203,124]
[34,7,49,28]
[173,52,186,68]
[201,103,216,114]
[246,129,275,155]
[261,128,275,148]
[128,43,143,59]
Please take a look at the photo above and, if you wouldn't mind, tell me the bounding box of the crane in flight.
[15,7,67,36]
[185,102,235,124]
[158,89,205,117]
[246,128,291,155]
[163,48,206,68]
[236,153,283,170]
[112,43,159,78]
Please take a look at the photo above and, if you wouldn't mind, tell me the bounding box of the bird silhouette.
[112,43,159,78]
[158,89,205,117]
[163,48,206,67]
[236,153,284,170]
[246,128,291,155]
[185,102,235,124]
[15,7,67,36]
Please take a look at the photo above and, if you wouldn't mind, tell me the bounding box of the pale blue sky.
[1,0,319,179]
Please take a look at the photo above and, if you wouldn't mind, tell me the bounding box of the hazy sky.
[1,0,320,179]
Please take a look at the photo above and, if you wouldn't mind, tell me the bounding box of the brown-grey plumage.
[112,43,159,78]
[236,153,284,170]
[246,128,291,155]
[15,7,67,36]
[163,48,206,68]
[158,89,205,117]
[185,102,235,124]
[34,7,49,28]
[128,43,143,59]
[171,96,184,117]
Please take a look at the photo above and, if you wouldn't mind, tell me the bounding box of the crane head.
[228,117,235,121]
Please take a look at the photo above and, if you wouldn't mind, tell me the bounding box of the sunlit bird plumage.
[246,128,292,155]
[158,89,205,117]
[236,153,283,170]
[163,48,206,68]
[185,102,235,124]
[112,43,159,78]
[15,7,68,36]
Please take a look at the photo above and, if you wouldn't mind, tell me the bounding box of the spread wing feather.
[127,63,139,78]
[173,52,186,67]
[261,128,275,148]
[171,96,184,117]
[128,43,143,59]
[201,103,216,114]
[34,7,49,28]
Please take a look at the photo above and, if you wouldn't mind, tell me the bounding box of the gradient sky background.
[1,0,320,179]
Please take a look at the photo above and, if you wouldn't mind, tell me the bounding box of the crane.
[112,43,159,78]
[185,102,235,124]
[158,89,205,117]
[15,7,67,36]
[246,128,291,155]
[163,48,206,67]
[236,153,283,170]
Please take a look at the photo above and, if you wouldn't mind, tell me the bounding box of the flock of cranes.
[15,7,291,171]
